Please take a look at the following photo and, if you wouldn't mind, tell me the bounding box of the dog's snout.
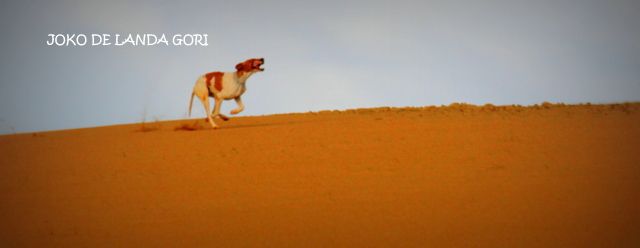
[260,58,264,63]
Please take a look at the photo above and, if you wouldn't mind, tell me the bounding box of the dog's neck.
[235,71,256,84]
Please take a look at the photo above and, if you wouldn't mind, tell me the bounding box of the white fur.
[188,59,263,129]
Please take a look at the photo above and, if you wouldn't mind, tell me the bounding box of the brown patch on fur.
[235,62,248,78]
[205,72,224,91]
[235,62,248,71]
[235,58,263,78]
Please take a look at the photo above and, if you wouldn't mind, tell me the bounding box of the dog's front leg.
[213,98,229,121]
[230,96,245,115]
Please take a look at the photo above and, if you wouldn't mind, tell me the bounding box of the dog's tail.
[188,91,195,117]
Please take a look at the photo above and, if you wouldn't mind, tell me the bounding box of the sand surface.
[1,103,639,247]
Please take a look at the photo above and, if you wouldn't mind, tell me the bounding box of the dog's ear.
[235,62,244,71]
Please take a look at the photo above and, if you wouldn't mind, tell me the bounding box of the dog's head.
[235,58,265,73]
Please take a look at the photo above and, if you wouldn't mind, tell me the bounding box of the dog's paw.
[230,110,239,115]
[218,115,230,121]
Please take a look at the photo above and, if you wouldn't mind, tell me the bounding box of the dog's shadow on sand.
[174,121,205,131]
[174,119,323,132]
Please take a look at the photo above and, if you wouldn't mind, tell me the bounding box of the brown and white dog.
[188,58,264,128]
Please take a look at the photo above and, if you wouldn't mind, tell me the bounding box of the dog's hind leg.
[191,78,218,128]
[201,96,218,129]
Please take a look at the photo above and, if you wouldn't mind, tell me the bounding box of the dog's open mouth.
[254,58,265,71]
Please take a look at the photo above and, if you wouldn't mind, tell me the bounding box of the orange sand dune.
[1,103,639,247]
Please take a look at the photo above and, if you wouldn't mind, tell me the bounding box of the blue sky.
[1,0,639,133]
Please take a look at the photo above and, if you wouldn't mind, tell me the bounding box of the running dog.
[188,58,264,129]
